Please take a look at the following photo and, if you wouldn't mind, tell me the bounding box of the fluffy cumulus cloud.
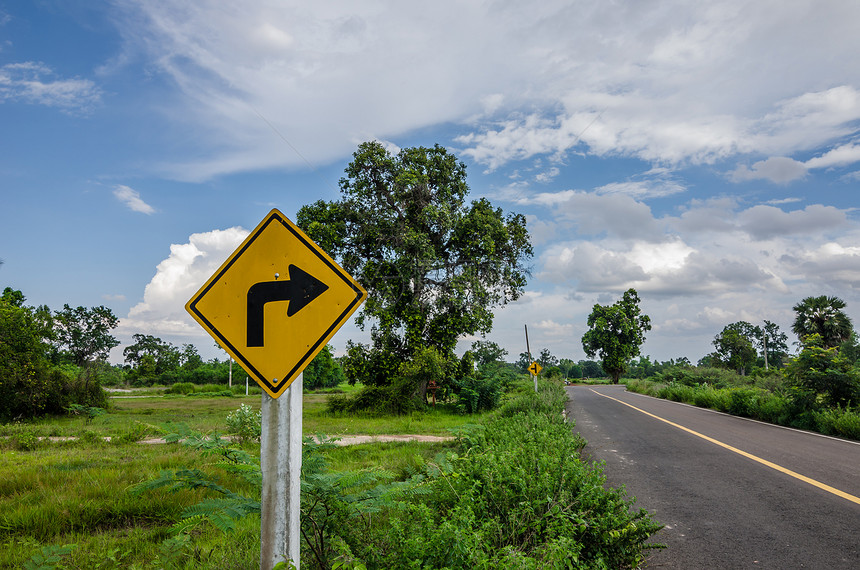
[730,157,808,184]
[119,227,249,339]
[100,0,860,363]
[108,1,860,179]
[509,187,860,360]
[528,190,665,242]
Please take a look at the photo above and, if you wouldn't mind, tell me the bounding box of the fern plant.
[132,424,261,535]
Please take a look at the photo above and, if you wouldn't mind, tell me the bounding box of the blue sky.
[3,1,860,366]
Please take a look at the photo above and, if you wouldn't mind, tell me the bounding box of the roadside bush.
[692,385,725,410]
[226,404,262,444]
[8,425,39,451]
[326,377,420,415]
[658,383,696,404]
[334,379,661,569]
[814,406,860,440]
[655,366,742,388]
[452,375,501,414]
[145,379,661,569]
[165,382,195,395]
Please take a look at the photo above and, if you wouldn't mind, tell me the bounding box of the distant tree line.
[1,287,114,421]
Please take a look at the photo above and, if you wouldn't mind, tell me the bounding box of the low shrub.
[692,385,725,410]
[814,406,860,440]
[165,382,195,395]
[9,426,39,451]
[143,379,661,569]
[453,375,501,414]
[655,366,742,388]
[658,383,696,404]
[226,404,262,444]
[326,377,420,415]
[332,380,661,569]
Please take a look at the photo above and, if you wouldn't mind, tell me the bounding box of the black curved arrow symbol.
[246,264,329,347]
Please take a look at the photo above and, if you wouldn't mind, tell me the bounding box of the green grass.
[0,386,483,568]
[320,440,451,476]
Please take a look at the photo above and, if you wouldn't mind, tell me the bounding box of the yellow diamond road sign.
[528,361,542,376]
[186,209,366,398]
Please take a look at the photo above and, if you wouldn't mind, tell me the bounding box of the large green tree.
[711,326,757,375]
[470,340,508,367]
[297,142,532,385]
[53,304,119,366]
[785,334,860,408]
[761,320,789,368]
[792,295,853,349]
[581,289,651,383]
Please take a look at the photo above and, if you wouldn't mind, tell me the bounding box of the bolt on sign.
[528,361,543,376]
[186,209,366,398]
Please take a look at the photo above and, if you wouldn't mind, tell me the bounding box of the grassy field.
[0,387,477,569]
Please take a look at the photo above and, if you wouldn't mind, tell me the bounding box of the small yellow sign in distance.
[528,361,543,376]
[185,208,366,398]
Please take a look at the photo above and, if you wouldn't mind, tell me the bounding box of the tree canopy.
[792,295,853,349]
[581,289,651,383]
[53,304,119,366]
[711,326,757,375]
[297,141,532,385]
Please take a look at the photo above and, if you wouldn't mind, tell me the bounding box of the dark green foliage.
[792,295,853,348]
[52,304,119,366]
[582,289,651,383]
[144,382,660,569]
[327,380,661,569]
[22,544,77,570]
[654,366,746,389]
[132,427,262,536]
[303,345,346,390]
[452,374,501,414]
[627,373,860,440]
[327,377,421,415]
[297,141,532,388]
[471,340,508,367]
[578,360,605,378]
[784,334,860,408]
[165,382,196,395]
[710,326,757,375]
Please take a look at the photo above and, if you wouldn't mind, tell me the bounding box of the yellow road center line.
[589,388,860,506]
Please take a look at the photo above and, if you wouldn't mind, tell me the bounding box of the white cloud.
[102,294,127,302]
[545,191,665,242]
[736,204,847,240]
[113,185,156,214]
[120,227,249,339]
[535,167,560,183]
[596,178,686,199]
[730,157,807,184]
[108,1,860,179]
[804,142,860,170]
[0,62,101,113]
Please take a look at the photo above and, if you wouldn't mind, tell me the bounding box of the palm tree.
[791,295,853,349]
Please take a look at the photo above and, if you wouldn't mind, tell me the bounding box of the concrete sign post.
[185,209,366,570]
[260,377,303,569]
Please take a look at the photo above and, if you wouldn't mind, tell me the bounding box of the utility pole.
[525,324,537,393]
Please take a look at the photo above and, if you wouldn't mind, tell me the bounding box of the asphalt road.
[565,385,860,569]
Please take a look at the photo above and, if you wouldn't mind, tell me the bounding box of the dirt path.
[32,434,453,445]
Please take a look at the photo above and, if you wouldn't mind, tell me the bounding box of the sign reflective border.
[185,208,366,398]
[528,361,543,376]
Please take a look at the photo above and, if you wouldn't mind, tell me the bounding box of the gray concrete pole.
[260,375,303,570]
